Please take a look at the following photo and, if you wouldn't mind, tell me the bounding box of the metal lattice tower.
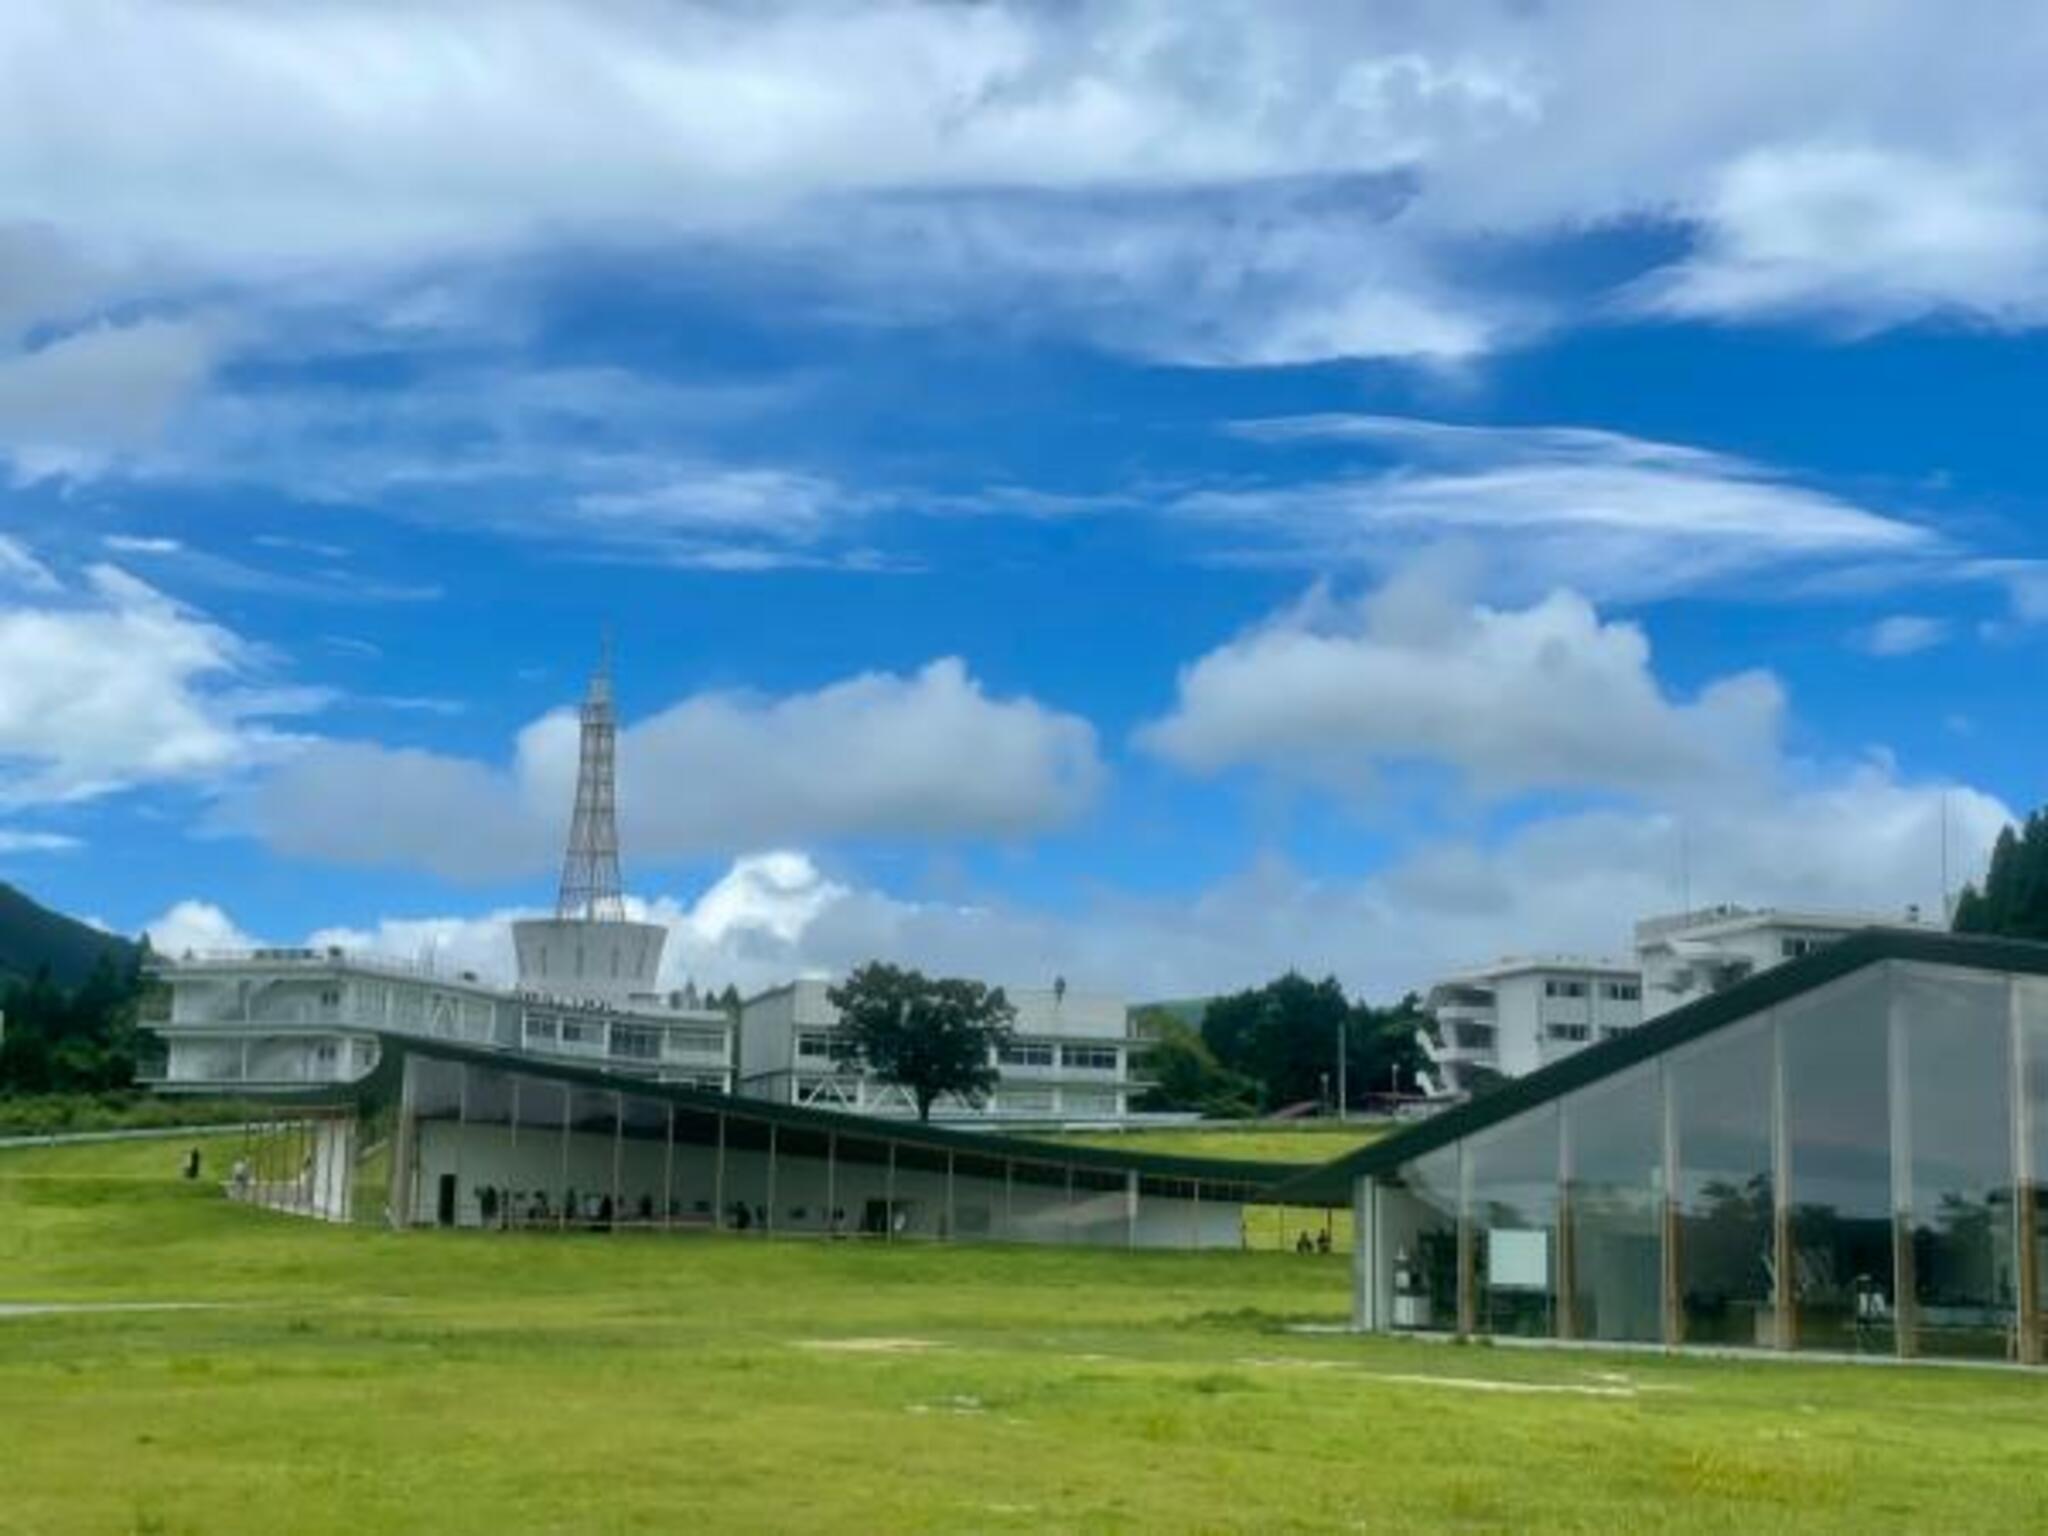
[555,641,627,922]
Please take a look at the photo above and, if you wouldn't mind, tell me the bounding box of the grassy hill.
[0,881,136,990]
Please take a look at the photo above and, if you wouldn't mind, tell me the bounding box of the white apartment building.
[1634,903,1929,1020]
[1420,958,1643,1099]
[738,978,1139,1122]
[148,947,735,1094]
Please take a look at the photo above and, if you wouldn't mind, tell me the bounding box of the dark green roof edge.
[1272,927,2048,1204]
[322,1029,1310,1192]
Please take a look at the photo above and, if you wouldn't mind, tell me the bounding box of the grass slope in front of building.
[4,1138,2047,1534]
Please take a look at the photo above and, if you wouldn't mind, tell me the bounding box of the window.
[1565,1065,1663,1342]
[1543,979,1589,999]
[1781,969,1895,1353]
[1062,1045,1119,1072]
[1544,1024,1591,1043]
[1450,1024,1497,1050]
[1469,1105,1561,1338]
[525,1013,558,1043]
[999,1043,1055,1068]
[796,1030,837,1060]
[1780,936,1826,960]
[1672,1017,1777,1347]
[1599,1026,1630,1041]
[1603,982,1640,1002]
[667,1027,726,1058]
[611,1024,661,1061]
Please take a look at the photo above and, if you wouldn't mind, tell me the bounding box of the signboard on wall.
[1490,1228,1550,1290]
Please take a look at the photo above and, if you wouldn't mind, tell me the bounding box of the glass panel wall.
[1781,969,1895,1353]
[1564,1064,1663,1342]
[1895,965,2014,1359]
[1379,1144,1460,1332]
[1467,1105,1560,1337]
[2019,977,2048,1363]
[1670,1016,1777,1347]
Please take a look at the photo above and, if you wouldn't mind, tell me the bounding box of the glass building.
[1285,931,2048,1363]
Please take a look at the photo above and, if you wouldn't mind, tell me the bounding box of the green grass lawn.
[7,1137,2048,1534]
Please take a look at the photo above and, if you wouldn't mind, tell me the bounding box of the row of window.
[1541,979,1641,1001]
[998,1043,1121,1071]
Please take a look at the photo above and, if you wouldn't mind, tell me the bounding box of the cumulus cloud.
[0,556,314,805]
[143,899,254,955]
[183,758,2010,1001]
[1193,416,1935,601]
[232,658,1103,878]
[1140,566,1785,799]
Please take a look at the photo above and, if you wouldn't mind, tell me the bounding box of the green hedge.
[0,1092,267,1139]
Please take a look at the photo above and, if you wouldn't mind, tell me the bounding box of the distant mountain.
[0,882,138,990]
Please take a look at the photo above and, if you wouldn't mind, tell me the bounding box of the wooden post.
[766,1123,778,1237]
[1555,1110,1576,1342]
[713,1111,727,1231]
[1661,1059,1683,1347]
[2013,988,2040,1365]
[661,1103,675,1232]
[1889,1002,1917,1359]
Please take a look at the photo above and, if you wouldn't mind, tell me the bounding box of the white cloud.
[101,534,183,555]
[1854,614,1950,657]
[18,5,2048,363]
[191,760,2011,1000]
[143,899,254,956]
[1192,416,1935,600]
[1640,145,2048,328]
[1141,565,1784,799]
[233,658,1103,878]
[0,555,311,805]
[0,534,60,593]
[0,319,214,479]
[0,829,80,855]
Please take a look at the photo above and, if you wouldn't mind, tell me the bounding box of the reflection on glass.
[1671,1017,1776,1346]
[1468,1105,1559,1338]
[1782,969,1894,1352]
[1380,1146,1460,1332]
[1566,1066,1663,1342]
[1896,965,2014,1359]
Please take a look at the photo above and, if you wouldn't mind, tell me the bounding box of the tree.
[826,962,1016,1121]
[1954,809,2048,941]
[1130,1009,1259,1117]
[1200,973,1431,1114]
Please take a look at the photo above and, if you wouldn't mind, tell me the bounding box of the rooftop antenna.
[555,635,626,923]
[1679,818,1692,915]
[1940,789,1952,923]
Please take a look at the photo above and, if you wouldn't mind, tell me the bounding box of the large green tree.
[1953,810,2048,941]
[1130,1009,1259,1117]
[1199,972,1429,1113]
[826,962,1016,1121]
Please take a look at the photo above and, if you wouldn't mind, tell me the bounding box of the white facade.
[148,946,734,1094]
[511,918,669,1007]
[738,978,1140,1122]
[1634,905,1927,1020]
[1421,958,1642,1099]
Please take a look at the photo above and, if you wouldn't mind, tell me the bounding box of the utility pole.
[1336,1013,1348,1123]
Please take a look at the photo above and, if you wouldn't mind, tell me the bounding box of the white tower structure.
[513,645,668,1005]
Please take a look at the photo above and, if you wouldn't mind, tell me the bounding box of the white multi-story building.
[737,978,1140,1122]
[147,946,735,1093]
[147,651,737,1098]
[1420,957,1642,1098]
[1634,904,1929,1020]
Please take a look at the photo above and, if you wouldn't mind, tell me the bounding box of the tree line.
[1952,808,2048,941]
[0,943,153,1095]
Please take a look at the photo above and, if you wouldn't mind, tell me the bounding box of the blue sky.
[1,3,2044,999]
